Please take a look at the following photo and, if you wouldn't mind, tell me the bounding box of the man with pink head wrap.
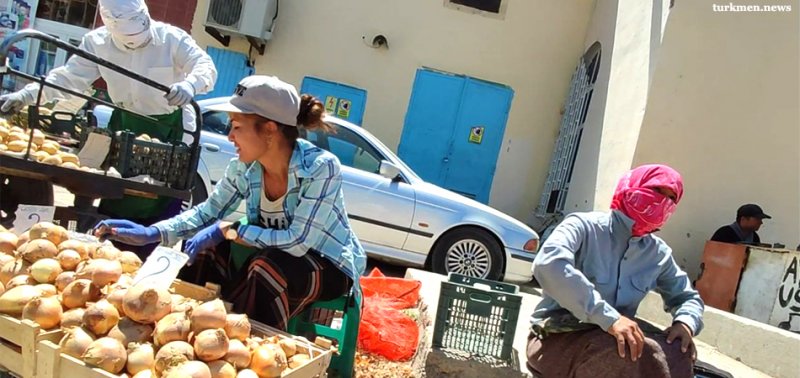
[527,164,704,378]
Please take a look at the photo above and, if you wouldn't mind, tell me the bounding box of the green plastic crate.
[432,273,522,362]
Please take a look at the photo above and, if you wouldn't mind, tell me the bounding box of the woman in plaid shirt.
[95,75,366,329]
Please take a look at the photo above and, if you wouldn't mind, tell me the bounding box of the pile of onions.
[154,311,192,346]
[83,337,128,374]
[22,296,62,329]
[250,344,288,378]
[225,314,251,342]
[191,299,227,333]
[109,317,155,345]
[123,285,172,324]
[126,343,155,376]
[60,326,95,358]
[83,299,120,335]
[194,328,230,362]
[61,279,101,309]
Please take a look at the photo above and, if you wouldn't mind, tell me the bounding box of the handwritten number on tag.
[136,256,170,283]
[28,213,40,223]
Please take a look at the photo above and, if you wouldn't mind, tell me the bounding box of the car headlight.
[523,238,539,252]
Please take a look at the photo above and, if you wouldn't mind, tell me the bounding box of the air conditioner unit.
[205,0,278,40]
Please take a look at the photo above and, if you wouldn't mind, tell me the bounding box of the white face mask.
[110,26,152,50]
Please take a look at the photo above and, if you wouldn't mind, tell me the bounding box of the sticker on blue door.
[398,69,514,204]
[300,77,367,126]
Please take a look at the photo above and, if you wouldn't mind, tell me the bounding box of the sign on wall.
[0,0,38,91]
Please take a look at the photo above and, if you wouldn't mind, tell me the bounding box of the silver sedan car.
[95,97,539,282]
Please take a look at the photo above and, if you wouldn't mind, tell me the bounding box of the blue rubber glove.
[184,222,224,265]
[93,219,161,246]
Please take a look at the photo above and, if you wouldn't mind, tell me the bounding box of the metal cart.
[0,29,203,232]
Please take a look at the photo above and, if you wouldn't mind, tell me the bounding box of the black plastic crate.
[432,273,522,362]
[80,128,194,190]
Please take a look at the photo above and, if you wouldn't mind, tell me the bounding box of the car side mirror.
[379,160,403,182]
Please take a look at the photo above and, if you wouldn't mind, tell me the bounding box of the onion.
[0,232,18,255]
[118,274,134,287]
[194,328,229,362]
[58,240,89,260]
[108,317,154,345]
[236,370,259,378]
[123,285,172,324]
[17,231,30,247]
[288,354,310,369]
[22,296,62,329]
[62,308,85,328]
[29,222,69,246]
[190,299,227,333]
[154,311,192,346]
[83,299,120,335]
[126,342,155,376]
[224,339,251,369]
[0,285,42,316]
[132,370,153,378]
[164,361,211,378]
[207,360,236,378]
[83,337,127,374]
[0,259,30,285]
[154,341,195,376]
[55,271,76,292]
[7,274,36,289]
[19,239,59,263]
[60,326,95,358]
[31,258,62,283]
[171,294,199,313]
[93,245,121,260]
[278,338,297,358]
[250,344,287,378]
[107,287,128,316]
[90,259,123,287]
[61,279,102,309]
[34,284,57,297]
[0,254,15,270]
[224,314,251,342]
[119,252,143,274]
[57,250,82,271]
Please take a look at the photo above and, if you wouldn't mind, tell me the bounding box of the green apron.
[230,217,259,272]
[98,109,184,220]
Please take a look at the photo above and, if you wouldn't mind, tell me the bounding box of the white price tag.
[13,204,55,232]
[132,246,189,288]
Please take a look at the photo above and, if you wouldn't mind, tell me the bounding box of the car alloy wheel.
[445,239,492,278]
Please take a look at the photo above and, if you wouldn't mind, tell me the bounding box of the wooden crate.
[0,315,63,378]
[37,320,333,378]
[169,280,221,302]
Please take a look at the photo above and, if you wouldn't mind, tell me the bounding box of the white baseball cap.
[207,75,301,127]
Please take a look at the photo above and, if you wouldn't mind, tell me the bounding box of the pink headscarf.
[610,164,684,236]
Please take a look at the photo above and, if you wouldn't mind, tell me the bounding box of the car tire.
[431,227,504,280]
[182,174,208,211]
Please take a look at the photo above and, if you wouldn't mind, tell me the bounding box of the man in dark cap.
[710,204,771,245]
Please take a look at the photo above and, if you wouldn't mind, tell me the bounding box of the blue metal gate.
[197,47,254,100]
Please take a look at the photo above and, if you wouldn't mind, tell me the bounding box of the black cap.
[737,204,772,219]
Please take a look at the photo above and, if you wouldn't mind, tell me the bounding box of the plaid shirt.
[153,139,367,283]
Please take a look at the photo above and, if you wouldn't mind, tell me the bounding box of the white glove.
[165,81,195,107]
[0,90,34,114]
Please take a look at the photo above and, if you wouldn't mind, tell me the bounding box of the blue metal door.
[300,77,367,125]
[197,47,254,100]
[398,69,513,203]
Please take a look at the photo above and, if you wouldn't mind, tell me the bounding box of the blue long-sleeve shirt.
[531,211,704,335]
[152,139,367,284]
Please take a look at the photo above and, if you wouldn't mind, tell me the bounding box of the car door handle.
[202,143,220,152]
[443,157,450,163]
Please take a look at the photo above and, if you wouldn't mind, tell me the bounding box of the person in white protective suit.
[0,0,217,256]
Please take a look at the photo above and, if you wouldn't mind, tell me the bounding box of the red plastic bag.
[361,268,421,309]
[358,297,420,361]
[357,268,422,361]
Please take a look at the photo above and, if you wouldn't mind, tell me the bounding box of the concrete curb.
[638,292,800,378]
